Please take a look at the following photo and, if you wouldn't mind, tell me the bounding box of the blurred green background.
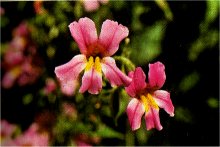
[1,1,219,146]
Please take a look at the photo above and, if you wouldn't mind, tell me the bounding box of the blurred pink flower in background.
[14,123,49,146]
[62,102,78,120]
[43,78,57,95]
[125,62,174,131]
[55,17,131,95]
[1,22,42,88]
[73,133,101,146]
[0,7,5,15]
[0,120,17,146]
[83,0,109,12]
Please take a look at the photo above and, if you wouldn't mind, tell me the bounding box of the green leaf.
[155,0,173,21]
[49,26,59,40]
[179,72,199,92]
[130,21,166,65]
[136,125,152,145]
[22,94,33,105]
[115,89,130,124]
[175,107,193,124]
[207,97,219,108]
[95,124,124,139]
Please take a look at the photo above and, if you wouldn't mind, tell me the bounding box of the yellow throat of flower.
[85,56,102,73]
[140,93,159,112]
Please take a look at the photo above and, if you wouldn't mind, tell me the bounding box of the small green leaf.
[207,97,219,108]
[49,26,59,40]
[130,21,166,65]
[95,124,124,139]
[22,94,33,105]
[175,107,193,124]
[179,72,199,92]
[115,89,130,124]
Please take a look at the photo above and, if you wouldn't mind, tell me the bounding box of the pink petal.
[2,67,21,88]
[101,57,131,87]
[125,67,146,97]
[148,61,166,89]
[153,90,174,117]
[145,107,163,131]
[79,69,102,94]
[83,0,100,12]
[69,17,98,55]
[99,20,129,56]
[126,98,145,131]
[55,55,86,96]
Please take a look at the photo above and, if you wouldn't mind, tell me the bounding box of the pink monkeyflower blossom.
[14,123,49,146]
[125,62,174,131]
[0,7,5,15]
[73,133,101,146]
[62,102,77,120]
[0,120,17,146]
[55,17,131,95]
[1,22,42,88]
[43,78,57,95]
[83,0,109,12]
[13,21,29,37]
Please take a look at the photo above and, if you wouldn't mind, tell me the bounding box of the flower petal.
[83,0,100,12]
[125,67,146,97]
[148,62,166,89]
[69,17,98,55]
[145,107,163,131]
[126,98,145,131]
[101,57,131,87]
[2,67,21,88]
[54,55,86,96]
[153,90,174,117]
[99,20,129,56]
[79,68,102,94]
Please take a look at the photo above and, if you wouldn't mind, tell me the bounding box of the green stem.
[114,56,136,71]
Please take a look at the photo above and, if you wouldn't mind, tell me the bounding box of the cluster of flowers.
[0,120,49,146]
[0,103,99,146]
[1,22,42,89]
[55,17,174,131]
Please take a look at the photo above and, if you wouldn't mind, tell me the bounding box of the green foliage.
[207,97,219,109]
[130,21,166,65]
[179,72,199,92]
[175,107,193,124]
[1,1,219,146]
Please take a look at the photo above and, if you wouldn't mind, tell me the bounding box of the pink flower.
[0,120,17,146]
[83,0,109,12]
[1,22,42,88]
[73,133,101,146]
[125,62,174,131]
[14,123,49,146]
[55,17,131,95]
[43,78,57,94]
[62,102,77,120]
